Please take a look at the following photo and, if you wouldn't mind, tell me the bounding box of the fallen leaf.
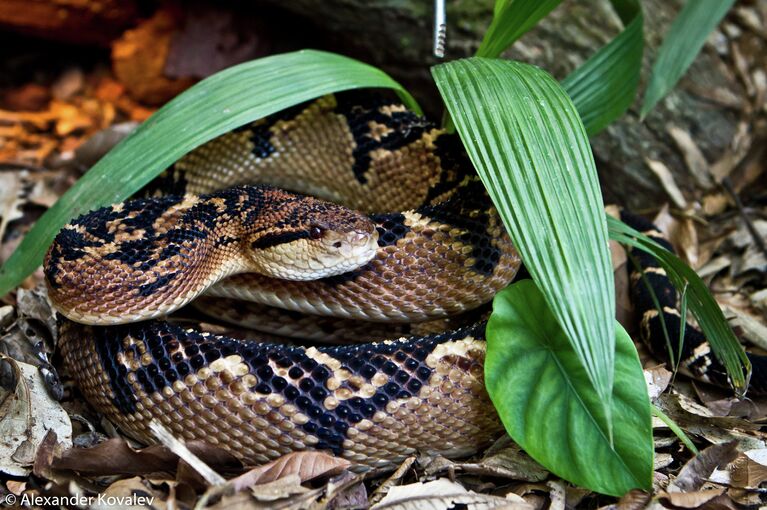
[668,442,738,493]
[372,479,528,510]
[652,206,700,269]
[0,356,72,476]
[230,452,351,491]
[645,366,673,400]
[92,477,166,510]
[655,454,674,471]
[666,125,714,190]
[547,480,566,510]
[148,420,225,486]
[616,489,652,510]
[249,474,308,502]
[645,158,687,209]
[52,437,240,477]
[657,488,725,509]
[421,440,549,482]
[728,450,767,504]
[326,471,368,510]
[369,457,417,505]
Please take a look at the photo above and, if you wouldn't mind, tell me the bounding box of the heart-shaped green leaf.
[485,279,653,496]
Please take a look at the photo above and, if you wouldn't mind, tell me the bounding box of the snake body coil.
[46,93,761,470]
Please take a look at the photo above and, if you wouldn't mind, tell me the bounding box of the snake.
[43,92,763,471]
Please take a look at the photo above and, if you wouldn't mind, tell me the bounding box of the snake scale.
[44,92,765,470]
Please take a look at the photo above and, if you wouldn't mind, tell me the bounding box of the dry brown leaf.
[710,122,751,183]
[421,442,549,482]
[52,437,240,477]
[655,454,674,471]
[701,194,730,217]
[369,456,417,505]
[230,451,351,491]
[652,206,699,269]
[0,355,72,477]
[730,451,767,487]
[248,474,308,502]
[657,488,725,509]
[645,159,688,209]
[661,392,761,432]
[205,490,264,510]
[614,489,652,510]
[148,420,225,486]
[669,442,738,493]
[666,125,714,190]
[645,366,673,400]
[728,451,767,505]
[372,479,529,510]
[325,471,368,510]
[92,476,166,510]
[546,480,565,510]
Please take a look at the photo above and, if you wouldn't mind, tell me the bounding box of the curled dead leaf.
[230,451,351,491]
[669,441,738,493]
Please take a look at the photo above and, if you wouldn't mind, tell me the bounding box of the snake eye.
[309,226,324,239]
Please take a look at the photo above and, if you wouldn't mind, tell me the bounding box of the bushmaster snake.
[44,93,761,470]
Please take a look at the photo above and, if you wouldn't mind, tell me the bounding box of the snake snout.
[317,227,379,271]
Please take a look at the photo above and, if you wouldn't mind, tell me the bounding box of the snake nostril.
[333,241,342,248]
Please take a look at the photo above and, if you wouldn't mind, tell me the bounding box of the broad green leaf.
[486,280,652,496]
[0,50,419,297]
[563,0,643,136]
[640,0,735,117]
[433,59,616,417]
[477,0,562,59]
[607,216,750,393]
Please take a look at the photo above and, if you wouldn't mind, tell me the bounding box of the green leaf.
[562,0,643,136]
[607,216,750,394]
[433,58,616,415]
[0,50,419,297]
[476,0,562,59]
[486,280,652,496]
[640,0,735,117]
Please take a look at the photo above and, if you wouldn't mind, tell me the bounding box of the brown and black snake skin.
[44,92,764,471]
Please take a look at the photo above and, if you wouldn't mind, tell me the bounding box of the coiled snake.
[44,93,762,470]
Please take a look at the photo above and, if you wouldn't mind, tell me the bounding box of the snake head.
[245,193,379,281]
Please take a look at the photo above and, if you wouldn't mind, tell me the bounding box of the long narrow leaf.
[433,59,616,419]
[562,0,643,136]
[640,0,735,117]
[476,0,562,59]
[607,216,750,393]
[0,50,419,296]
